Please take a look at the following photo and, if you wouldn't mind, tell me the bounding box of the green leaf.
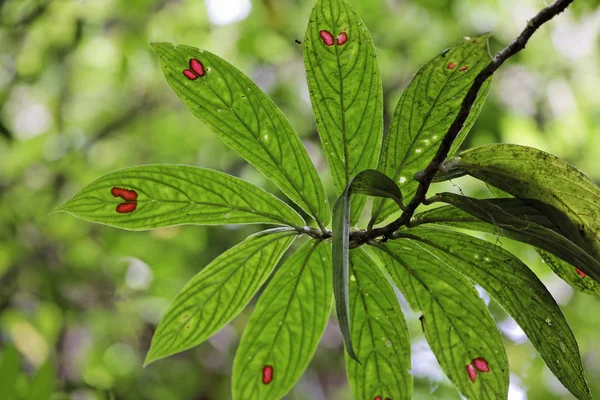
[371,240,509,400]
[415,197,563,233]
[539,250,600,296]
[485,185,600,297]
[332,170,404,360]
[419,193,600,282]
[232,240,332,400]
[0,345,21,400]
[54,165,305,230]
[27,360,55,400]
[441,144,600,257]
[346,248,412,400]
[144,229,296,365]
[304,0,383,222]
[372,34,492,225]
[396,226,592,400]
[152,43,330,226]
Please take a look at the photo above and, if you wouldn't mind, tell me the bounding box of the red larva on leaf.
[459,65,468,72]
[473,357,490,372]
[262,365,274,384]
[447,62,456,69]
[116,202,137,214]
[466,363,477,382]
[189,58,205,77]
[319,30,335,46]
[337,32,348,45]
[374,396,382,400]
[576,268,587,278]
[111,187,138,202]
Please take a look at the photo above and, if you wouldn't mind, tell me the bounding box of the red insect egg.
[466,363,477,382]
[459,65,468,71]
[447,62,456,69]
[262,365,274,384]
[319,30,335,46]
[116,202,137,214]
[473,357,490,373]
[182,69,198,80]
[189,58,205,77]
[337,32,348,45]
[576,268,587,278]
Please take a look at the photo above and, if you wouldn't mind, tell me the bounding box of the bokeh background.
[1,0,600,399]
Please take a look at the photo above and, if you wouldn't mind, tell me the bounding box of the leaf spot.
[473,357,490,372]
[111,187,138,214]
[116,203,137,214]
[319,30,335,46]
[111,187,138,202]
[262,365,274,384]
[576,268,587,278]
[466,363,477,382]
[183,59,206,80]
[182,69,197,80]
[189,58,206,77]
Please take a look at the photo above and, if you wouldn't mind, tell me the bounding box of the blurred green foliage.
[0,0,599,399]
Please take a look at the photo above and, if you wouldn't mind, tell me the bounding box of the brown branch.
[299,0,575,244]
[350,0,575,245]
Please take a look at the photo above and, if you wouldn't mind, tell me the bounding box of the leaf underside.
[372,241,509,400]
[304,0,384,223]
[232,240,332,400]
[346,248,412,400]
[395,226,592,400]
[444,144,600,261]
[372,33,492,225]
[484,184,600,296]
[418,193,600,283]
[55,164,305,230]
[144,229,296,366]
[152,42,330,225]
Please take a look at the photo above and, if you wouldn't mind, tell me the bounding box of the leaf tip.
[142,348,162,368]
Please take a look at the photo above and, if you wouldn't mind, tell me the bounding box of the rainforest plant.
[55,0,598,398]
